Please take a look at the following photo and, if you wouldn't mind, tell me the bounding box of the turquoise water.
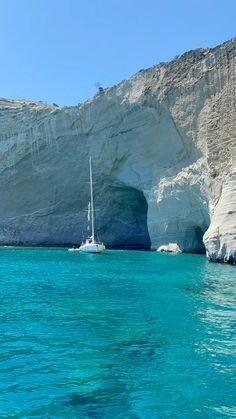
[0,248,235,418]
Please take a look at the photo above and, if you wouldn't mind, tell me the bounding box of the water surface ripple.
[0,248,235,418]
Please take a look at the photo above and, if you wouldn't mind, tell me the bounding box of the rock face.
[203,169,236,263]
[157,243,182,253]
[0,37,235,261]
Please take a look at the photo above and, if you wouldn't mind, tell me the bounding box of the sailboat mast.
[89,156,95,241]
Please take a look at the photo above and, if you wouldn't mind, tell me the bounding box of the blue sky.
[0,0,235,106]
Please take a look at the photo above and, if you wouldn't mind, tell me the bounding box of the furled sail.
[87,202,91,221]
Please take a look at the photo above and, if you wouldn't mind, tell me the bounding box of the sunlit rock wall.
[0,37,235,261]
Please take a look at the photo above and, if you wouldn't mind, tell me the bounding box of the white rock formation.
[203,169,236,263]
[157,243,182,253]
[0,37,235,262]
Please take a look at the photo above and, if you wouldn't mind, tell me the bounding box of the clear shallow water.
[0,248,235,419]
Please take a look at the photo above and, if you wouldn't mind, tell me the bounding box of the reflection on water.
[0,248,235,418]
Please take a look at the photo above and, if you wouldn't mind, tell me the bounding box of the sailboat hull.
[79,243,105,253]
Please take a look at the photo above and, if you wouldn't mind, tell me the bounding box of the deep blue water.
[0,248,235,418]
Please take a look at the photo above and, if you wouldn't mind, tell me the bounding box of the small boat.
[68,246,80,252]
[68,157,105,253]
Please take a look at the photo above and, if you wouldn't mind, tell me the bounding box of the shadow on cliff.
[93,178,151,250]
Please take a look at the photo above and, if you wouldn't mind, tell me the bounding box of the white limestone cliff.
[203,169,236,263]
[0,37,235,262]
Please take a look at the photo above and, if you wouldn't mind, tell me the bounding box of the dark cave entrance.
[191,225,207,253]
[181,223,208,253]
[93,179,151,250]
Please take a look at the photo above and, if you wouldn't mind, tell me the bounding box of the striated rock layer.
[0,37,236,261]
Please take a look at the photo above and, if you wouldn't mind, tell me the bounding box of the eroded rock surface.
[203,169,236,263]
[0,37,235,261]
[157,243,182,253]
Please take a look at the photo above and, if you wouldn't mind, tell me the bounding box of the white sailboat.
[69,157,105,253]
